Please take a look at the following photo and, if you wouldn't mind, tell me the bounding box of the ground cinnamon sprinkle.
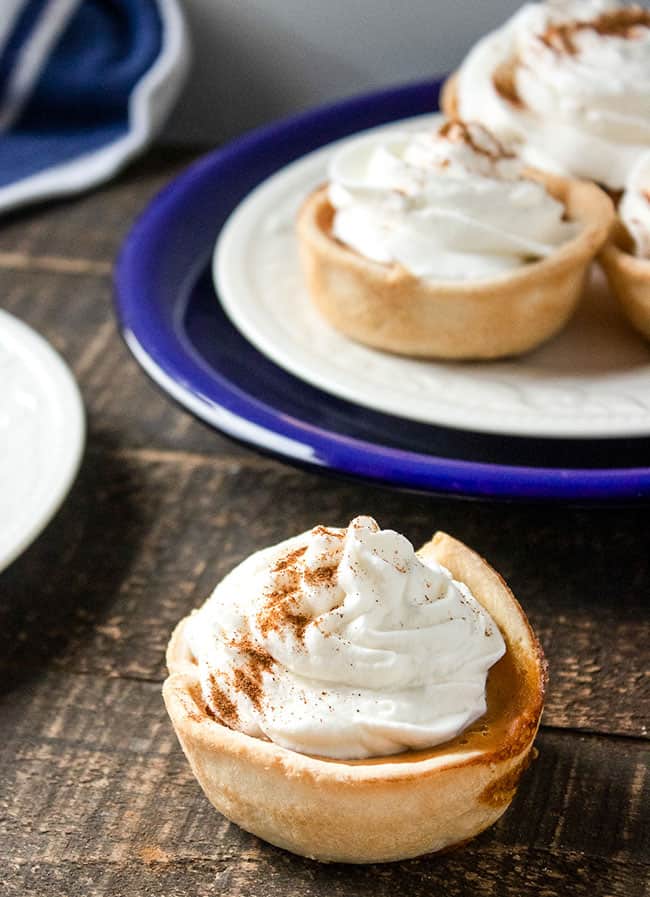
[439,119,514,158]
[492,58,523,109]
[230,635,275,711]
[272,545,307,573]
[311,525,344,539]
[205,534,346,722]
[233,668,264,711]
[208,673,239,727]
[257,593,312,644]
[303,563,338,587]
[257,558,304,635]
[493,8,650,108]
[256,540,338,645]
[233,633,275,669]
[540,8,650,54]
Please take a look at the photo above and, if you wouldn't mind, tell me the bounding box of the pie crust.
[297,171,612,360]
[440,72,461,120]
[163,532,547,864]
[599,220,650,341]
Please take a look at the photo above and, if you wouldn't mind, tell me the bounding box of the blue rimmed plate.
[114,77,650,501]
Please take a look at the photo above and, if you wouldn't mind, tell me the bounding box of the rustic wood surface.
[0,150,648,897]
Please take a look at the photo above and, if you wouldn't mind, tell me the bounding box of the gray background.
[168,1,521,143]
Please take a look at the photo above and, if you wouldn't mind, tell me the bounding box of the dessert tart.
[442,2,650,193]
[600,154,650,340]
[164,517,547,864]
[297,121,613,359]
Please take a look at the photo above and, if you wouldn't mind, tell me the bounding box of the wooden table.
[0,150,648,897]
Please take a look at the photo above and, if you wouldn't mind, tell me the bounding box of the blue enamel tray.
[114,77,650,501]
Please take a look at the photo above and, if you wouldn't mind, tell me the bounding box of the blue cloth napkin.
[0,0,189,214]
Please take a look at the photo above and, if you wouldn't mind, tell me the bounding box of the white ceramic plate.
[0,310,85,573]
[215,114,650,439]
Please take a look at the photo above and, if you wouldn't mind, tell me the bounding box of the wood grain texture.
[3,853,648,897]
[0,673,647,897]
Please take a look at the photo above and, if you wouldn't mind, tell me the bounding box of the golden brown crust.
[440,72,460,119]
[163,532,547,863]
[296,173,613,360]
[599,219,650,341]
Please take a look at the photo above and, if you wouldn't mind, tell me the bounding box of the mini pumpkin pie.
[442,2,650,192]
[600,153,650,339]
[163,516,546,864]
[297,120,613,359]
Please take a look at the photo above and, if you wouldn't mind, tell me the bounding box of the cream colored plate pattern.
[215,115,650,439]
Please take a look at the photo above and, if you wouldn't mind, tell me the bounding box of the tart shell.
[599,220,650,341]
[440,72,461,120]
[163,532,547,864]
[297,174,612,360]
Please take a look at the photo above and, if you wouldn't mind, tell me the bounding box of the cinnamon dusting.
[540,7,650,55]
[233,668,265,711]
[492,57,524,108]
[230,635,275,711]
[201,525,348,727]
[272,545,307,572]
[257,594,312,644]
[303,563,338,587]
[312,523,345,539]
[312,525,344,539]
[493,8,650,108]
[439,119,513,160]
[257,536,341,645]
[257,552,311,643]
[207,673,239,727]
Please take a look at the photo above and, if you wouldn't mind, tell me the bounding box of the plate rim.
[113,75,650,501]
[0,309,86,573]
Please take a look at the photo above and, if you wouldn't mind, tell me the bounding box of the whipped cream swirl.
[184,516,505,760]
[455,1,650,190]
[620,152,650,257]
[328,121,577,281]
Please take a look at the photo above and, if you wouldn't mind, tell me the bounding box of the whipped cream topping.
[184,516,506,760]
[620,152,650,257]
[328,121,577,281]
[455,1,650,190]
